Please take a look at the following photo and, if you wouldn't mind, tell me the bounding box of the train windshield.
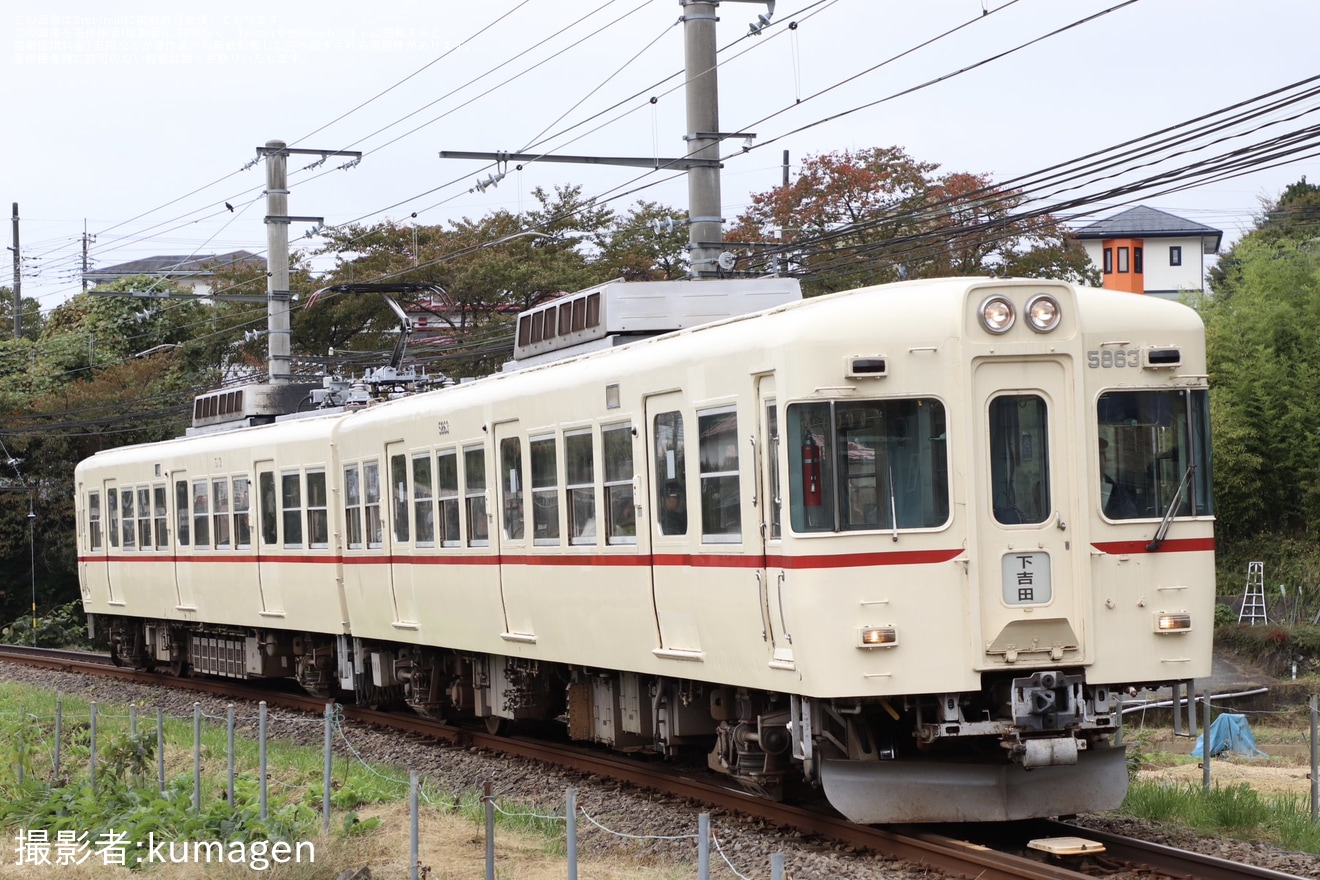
[1097,389,1213,520]
[786,398,948,533]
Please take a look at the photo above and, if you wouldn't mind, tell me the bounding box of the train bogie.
[77,276,1214,822]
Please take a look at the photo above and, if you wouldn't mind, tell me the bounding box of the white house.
[84,251,263,297]
[1074,206,1221,300]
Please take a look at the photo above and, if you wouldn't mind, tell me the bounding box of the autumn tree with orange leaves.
[726,147,1097,295]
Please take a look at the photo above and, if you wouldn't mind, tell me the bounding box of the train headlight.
[978,295,1016,334]
[1154,613,1192,633]
[858,626,898,648]
[1025,294,1062,333]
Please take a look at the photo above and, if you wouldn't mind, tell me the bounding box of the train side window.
[154,484,169,548]
[343,465,363,549]
[437,450,460,547]
[767,403,781,540]
[121,488,136,550]
[654,411,687,536]
[259,472,278,546]
[108,489,120,548]
[989,395,1050,525]
[390,454,410,543]
[531,435,560,545]
[412,454,434,547]
[281,472,302,548]
[233,478,251,549]
[307,470,329,548]
[464,446,488,547]
[699,407,741,543]
[212,479,231,549]
[175,480,190,546]
[603,423,635,544]
[192,480,211,548]
[365,462,385,549]
[565,429,595,545]
[787,405,835,532]
[88,491,102,551]
[500,438,525,541]
[137,486,152,550]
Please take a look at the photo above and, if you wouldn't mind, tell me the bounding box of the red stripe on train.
[1090,537,1215,554]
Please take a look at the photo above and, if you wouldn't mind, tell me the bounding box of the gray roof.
[1074,206,1222,253]
[85,250,263,281]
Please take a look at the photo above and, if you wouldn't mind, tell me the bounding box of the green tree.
[0,290,43,341]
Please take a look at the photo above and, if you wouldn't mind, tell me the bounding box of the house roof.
[85,250,263,281]
[1074,206,1222,253]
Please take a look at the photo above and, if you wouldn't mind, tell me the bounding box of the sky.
[5,0,1319,313]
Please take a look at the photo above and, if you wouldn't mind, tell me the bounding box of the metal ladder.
[1238,561,1267,624]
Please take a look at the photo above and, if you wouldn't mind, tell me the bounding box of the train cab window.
[108,489,120,548]
[233,478,251,549]
[654,411,688,536]
[565,430,595,545]
[88,491,102,551]
[436,451,460,547]
[500,438,525,541]
[1097,389,1214,520]
[259,472,278,547]
[175,480,190,546]
[192,480,211,548]
[531,435,560,545]
[787,399,949,533]
[212,479,231,549]
[464,446,488,547]
[364,462,384,549]
[698,408,741,542]
[136,486,152,550]
[412,454,434,548]
[989,395,1050,525]
[390,455,410,543]
[153,485,169,549]
[281,472,302,548]
[121,488,136,549]
[307,470,329,549]
[603,423,635,544]
[344,465,363,549]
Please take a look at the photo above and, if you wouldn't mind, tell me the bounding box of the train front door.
[971,358,1086,669]
[756,376,794,668]
[644,392,702,657]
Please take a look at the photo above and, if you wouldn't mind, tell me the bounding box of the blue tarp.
[1191,712,1268,759]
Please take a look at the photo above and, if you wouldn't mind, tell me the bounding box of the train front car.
[795,278,1213,823]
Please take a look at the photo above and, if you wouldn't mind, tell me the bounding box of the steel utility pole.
[11,203,20,339]
[439,1,772,278]
[81,221,95,294]
[255,140,359,384]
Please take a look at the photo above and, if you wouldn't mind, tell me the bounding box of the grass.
[0,682,703,879]
[1123,779,1320,853]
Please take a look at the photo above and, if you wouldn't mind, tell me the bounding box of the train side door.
[169,472,197,610]
[491,421,533,638]
[254,463,283,614]
[385,443,419,625]
[756,376,795,668]
[100,479,119,604]
[644,392,702,656]
[972,358,1085,668]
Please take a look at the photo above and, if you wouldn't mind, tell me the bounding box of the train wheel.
[484,716,508,736]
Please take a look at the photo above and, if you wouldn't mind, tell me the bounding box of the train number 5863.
[1087,349,1139,368]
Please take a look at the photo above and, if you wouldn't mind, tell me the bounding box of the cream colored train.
[76,276,1214,823]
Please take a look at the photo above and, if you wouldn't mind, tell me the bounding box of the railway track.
[0,646,1307,880]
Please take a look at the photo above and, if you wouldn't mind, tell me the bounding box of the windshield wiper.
[887,464,899,543]
[1146,464,1195,551]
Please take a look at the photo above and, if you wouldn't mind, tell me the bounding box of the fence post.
[1202,695,1212,794]
[193,702,202,813]
[771,852,785,880]
[17,704,24,786]
[323,702,334,836]
[53,696,61,783]
[410,769,419,880]
[89,701,97,792]
[157,708,165,793]
[698,812,710,880]
[1310,694,1317,824]
[130,704,137,738]
[566,788,578,880]
[485,779,495,880]
[259,701,268,820]
[227,705,236,807]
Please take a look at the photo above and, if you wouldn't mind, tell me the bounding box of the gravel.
[2,661,1317,879]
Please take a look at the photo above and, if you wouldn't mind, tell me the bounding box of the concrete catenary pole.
[11,203,21,339]
[263,140,292,385]
[683,2,723,278]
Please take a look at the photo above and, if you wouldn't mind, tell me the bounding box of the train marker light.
[978,295,1015,334]
[1154,613,1192,633]
[858,626,898,648]
[1025,294,1062,333]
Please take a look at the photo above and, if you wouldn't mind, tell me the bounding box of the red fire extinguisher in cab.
[802,438,822,507]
